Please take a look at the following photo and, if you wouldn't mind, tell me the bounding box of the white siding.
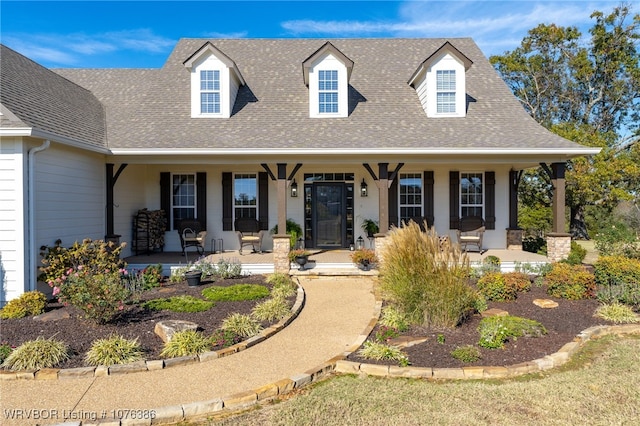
[0,138,26,304]
[112,164,149,257]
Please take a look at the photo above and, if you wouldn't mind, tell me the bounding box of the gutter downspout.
[27,140,50,291]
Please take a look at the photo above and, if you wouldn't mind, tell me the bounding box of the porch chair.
[177,219,207,256]
[235,218,264,254]
[456,216,485,253]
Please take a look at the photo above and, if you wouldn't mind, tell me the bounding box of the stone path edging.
[0,286,306,382]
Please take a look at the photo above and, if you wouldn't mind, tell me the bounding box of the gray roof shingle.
[0,45,106,149]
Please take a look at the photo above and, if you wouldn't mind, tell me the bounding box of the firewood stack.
[133,209,166,254]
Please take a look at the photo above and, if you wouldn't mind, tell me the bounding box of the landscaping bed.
[347,283,607,368]
[0,274,293,369]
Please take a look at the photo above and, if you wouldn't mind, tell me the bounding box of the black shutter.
[424,171,434,228]
[197,172,207,229]
[222,172,233,231]
[258,172,269,230]
[485,171,496,230]
[160,172,171,231]
[449,171,460,229]
[388,178,398,228]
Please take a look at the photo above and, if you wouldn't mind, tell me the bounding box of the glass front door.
[314,183,345,248]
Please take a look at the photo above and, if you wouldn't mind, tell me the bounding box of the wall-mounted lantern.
[290,179,298,197]
[360,179,368,197]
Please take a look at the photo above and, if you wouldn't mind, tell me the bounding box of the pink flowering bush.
[57,266,131,324]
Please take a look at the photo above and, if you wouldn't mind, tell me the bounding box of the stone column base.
[546,233,571,262]
[272,235,291,274]
[506,228,523,250]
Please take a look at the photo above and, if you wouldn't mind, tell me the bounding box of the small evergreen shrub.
[0,291,47,319]
[357,341,409,367]
[477,272,517,302]
[1,337,69,370]
[0,343,13,364]
[545,263,596,300]
[594,256,640,309]
[202,284,270,302]
[379,223,476,328]
[210,329,243,348]
[478,315,546,349]
[451,345,482,363]
[143,295,214,313]
[141,264,163,289]
[504,271,532,293]
[563,241,587,265]
[594,303,640,324]
[374,325,400,343]
[84,334,144,366]
[251,297,291,322]
[523,235,546,254]
[378,305,410,332]
[220,313,262,338]
[160,330,210,358]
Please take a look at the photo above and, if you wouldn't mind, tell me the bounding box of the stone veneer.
[546,232,572,262]
[272,235,291,274]
[506,228,523,250]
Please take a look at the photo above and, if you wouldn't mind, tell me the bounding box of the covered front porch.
[125,247,549,277]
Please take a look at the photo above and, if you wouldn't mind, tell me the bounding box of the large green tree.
[491,5,640,238]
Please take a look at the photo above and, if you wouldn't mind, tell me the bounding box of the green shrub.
[594,303,640,324]
[0,291,47,319]
[523,235,547,254]
[1,337,69,370]
[477,272,517,302]
[143,295,214,313]
[594,256,640,309]
[594,222,637,256]
[0,343,13,364]
[504,272,532,293]
[57,267,131,324]
[38,238,126,287]
[379,223,476,328]
[473,293,488,313]
[373,325,400,343]
[266,272,295,288]
[141,264,163,289]
[84,334,144,366]
[220,313,262,338]
[202,284,270,302]
[160,330,210,358]
[451,345,482,363]
[214,259,244,279]
[210,329,243,348]
[545,263,596,300]
[478,315,546,349]
[357,341,409,367]
[251,298,291,322]
[563,241,587,265]
[378,305,410,332]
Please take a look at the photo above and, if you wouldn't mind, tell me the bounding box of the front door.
[314,183,345,248]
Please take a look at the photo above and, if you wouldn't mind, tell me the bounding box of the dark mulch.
[347,283,609,368]
[0,275,287,369]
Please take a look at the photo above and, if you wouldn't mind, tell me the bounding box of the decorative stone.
[481,308,509,318]
[154,320,198,343]
[533,299,559,309]
[387,336,428,348]
[33,308,70,322]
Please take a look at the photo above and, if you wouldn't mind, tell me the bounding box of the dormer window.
[184,42,245,119]
[436,70,456,113]
[303,42,354,118]
[408,41,472,118]
[318,70,339,113]
[200,70,221,114]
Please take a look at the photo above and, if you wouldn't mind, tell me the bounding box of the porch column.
[105,163,127,243]
[378,163,389,233]
[547,162,571,261]
[277,164,288,236]
[507,170,523,250]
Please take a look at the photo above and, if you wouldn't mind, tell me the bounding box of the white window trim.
[425,53,467,118]
[199,70,221,115]
[233,172,259,221]
[399,173,423,223]
[308,54,348,118]
[460,172,484,218]
[171,173,197,229]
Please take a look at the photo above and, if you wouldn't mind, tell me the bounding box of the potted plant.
[184,268,202,286]
[350,249,378,271]
[289,248,311,271]
[361,218,379,237]
[271,219,303,248]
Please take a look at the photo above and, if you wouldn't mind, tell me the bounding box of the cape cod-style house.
[0,38,599,304]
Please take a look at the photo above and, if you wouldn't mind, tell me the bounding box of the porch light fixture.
[290,179,298,197]
[360,179,368,197]
[356,236,365,250]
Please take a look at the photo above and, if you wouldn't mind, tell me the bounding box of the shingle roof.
[0,45,106,149]
[41,38,589,152]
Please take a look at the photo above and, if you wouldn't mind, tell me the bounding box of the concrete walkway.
[0,277,377,426]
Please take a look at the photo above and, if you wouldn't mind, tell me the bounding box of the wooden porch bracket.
[106,163,128,238]
[260,163,277,181]
[362,163,404,233]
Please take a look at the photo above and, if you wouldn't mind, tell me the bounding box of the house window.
[436,70,456,113]
[318,70,338,113]
[399,173,423,223]
[460,172,483,218]
[234,173,257,219]
[200,70,220,114]
[172,174,196,229]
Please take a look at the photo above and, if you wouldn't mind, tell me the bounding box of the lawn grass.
[202,335,640,425]
[575,239,599,264]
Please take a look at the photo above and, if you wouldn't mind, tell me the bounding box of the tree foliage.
[491,5,640,238]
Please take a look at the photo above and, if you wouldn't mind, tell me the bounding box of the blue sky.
[0,1,627,68]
